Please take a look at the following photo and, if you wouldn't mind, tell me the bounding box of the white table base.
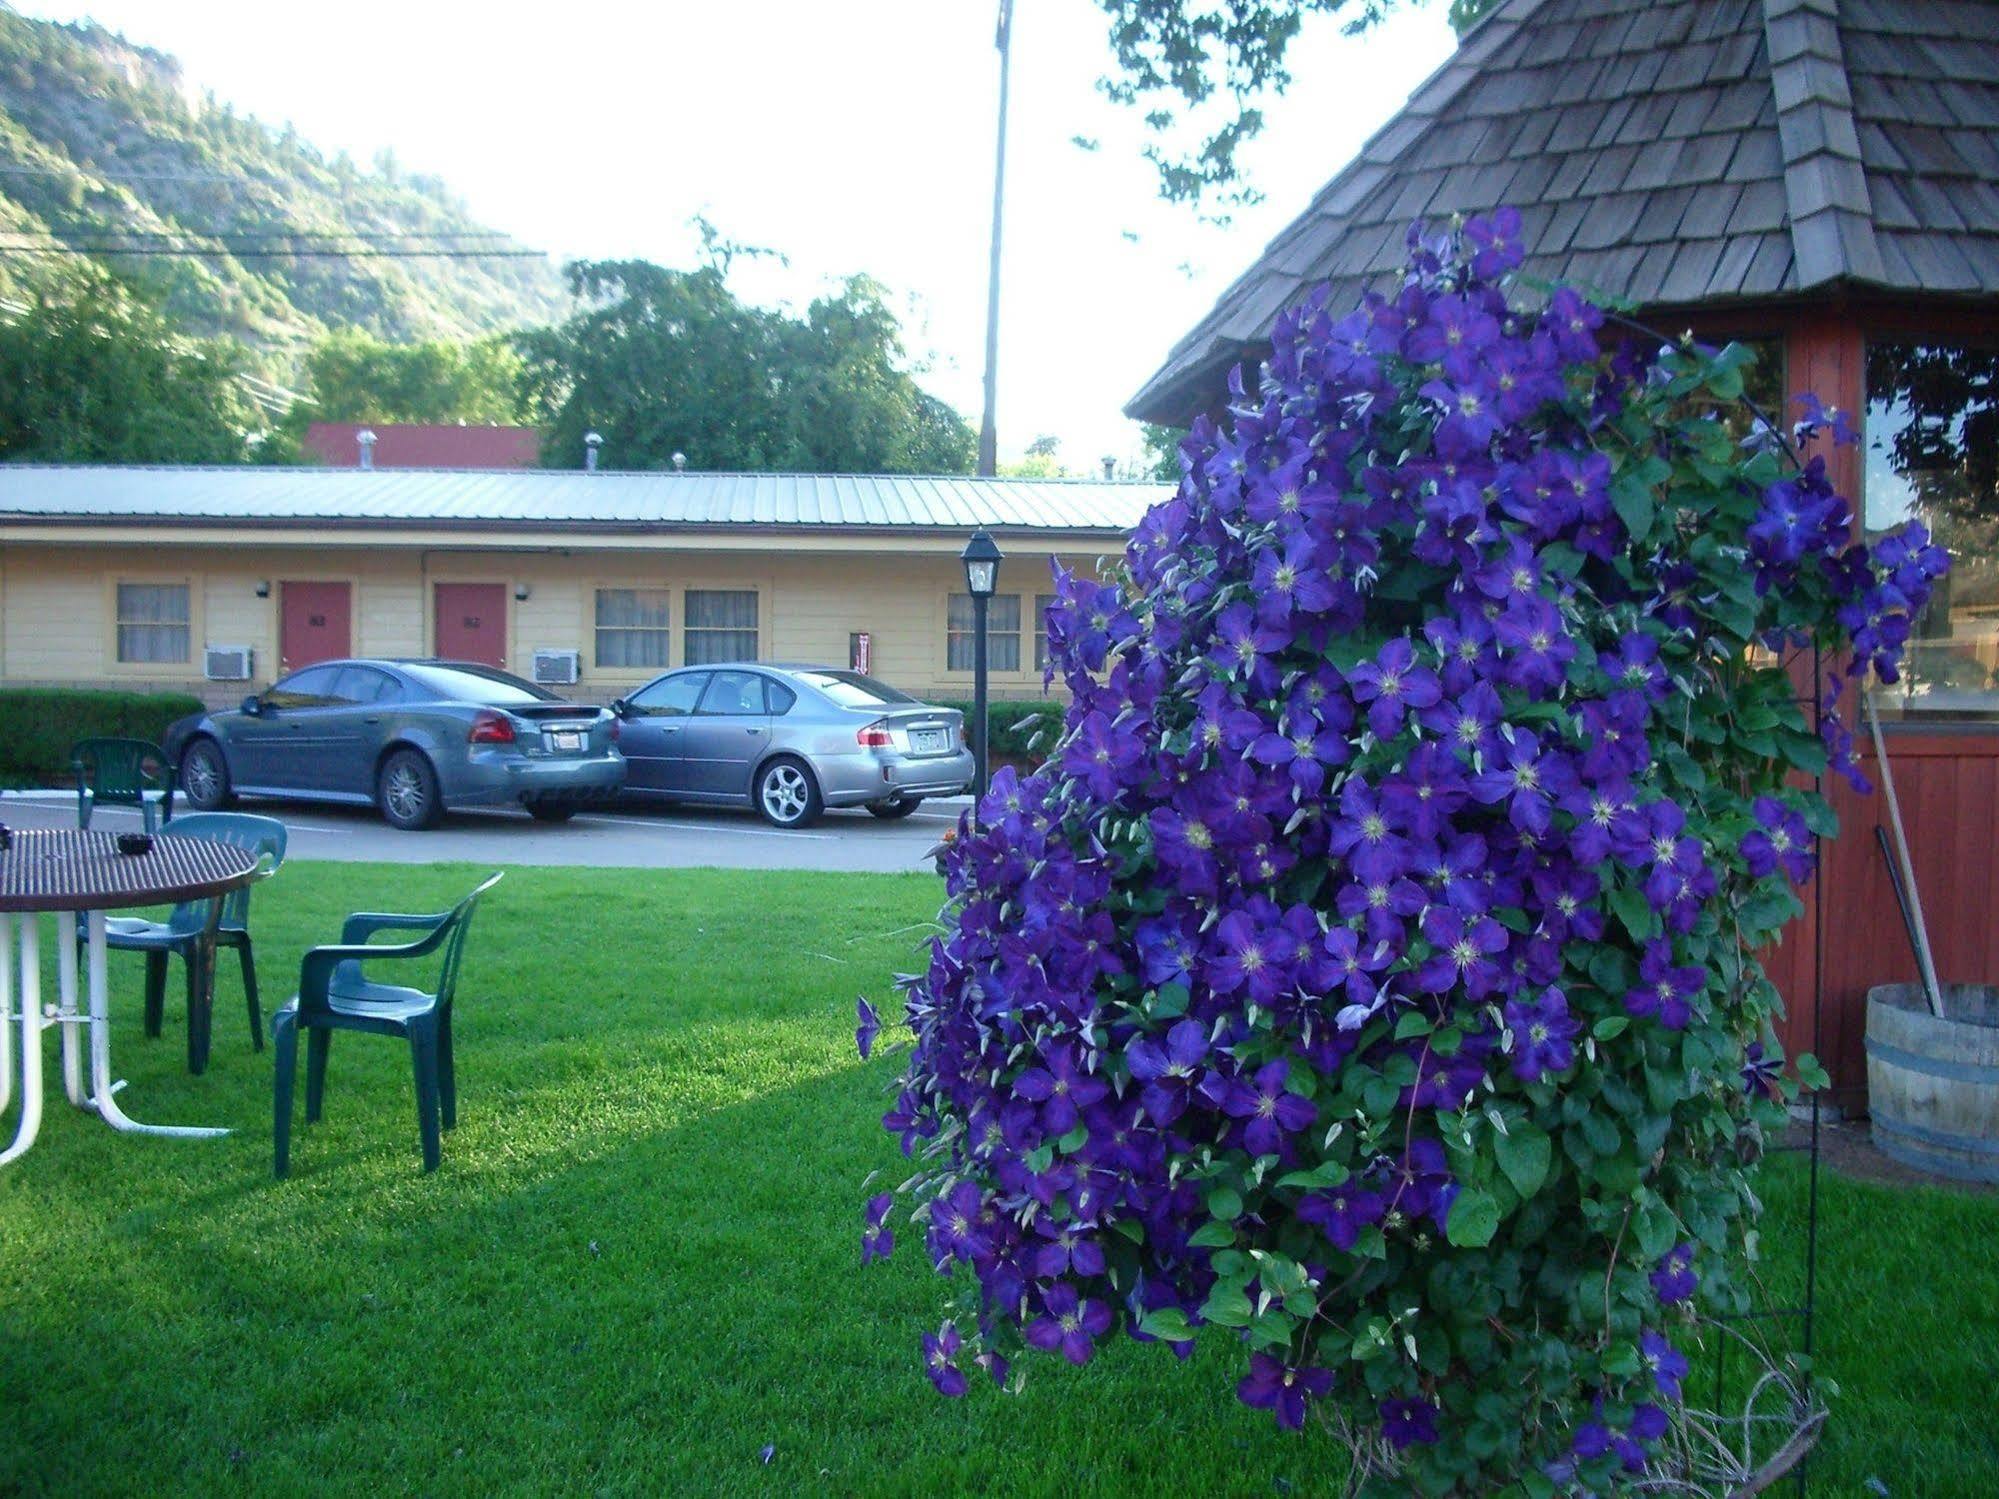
[1,909,231,1165]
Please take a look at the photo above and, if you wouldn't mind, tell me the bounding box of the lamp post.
[960,528,1004,802]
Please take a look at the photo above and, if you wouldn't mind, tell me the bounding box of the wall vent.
[203,645,254,681]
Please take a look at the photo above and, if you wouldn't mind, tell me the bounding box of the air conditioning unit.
[203,644,253,681]
[532,648,581,686]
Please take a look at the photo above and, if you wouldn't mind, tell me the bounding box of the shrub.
[860,213,1944,1494]
[933,699,1061,763]
[0,688,205,787]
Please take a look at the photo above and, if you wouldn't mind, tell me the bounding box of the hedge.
[935,698,1062,763]
[0,688,206,788]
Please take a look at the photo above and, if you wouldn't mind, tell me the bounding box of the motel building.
[0,463,1160,706]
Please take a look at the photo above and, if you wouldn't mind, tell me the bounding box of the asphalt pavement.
[0,791,966,874]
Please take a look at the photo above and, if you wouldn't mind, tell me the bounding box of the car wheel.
[179,737,235,811]
[756,756,823,829]
[867,796,921,820]
[378,749,443,830]
[527,802,577,824]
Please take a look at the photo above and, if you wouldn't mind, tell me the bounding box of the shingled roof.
[1128,0,1999,424]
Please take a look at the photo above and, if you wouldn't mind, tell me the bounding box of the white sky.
[18,0,1457,469]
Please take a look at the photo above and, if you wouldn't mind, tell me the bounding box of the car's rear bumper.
[818,748,976,808]
[446,751,627,807]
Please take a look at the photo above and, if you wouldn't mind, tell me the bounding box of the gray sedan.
[167,659,624,829]
[610,664,973,828]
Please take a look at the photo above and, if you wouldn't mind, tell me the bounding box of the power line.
[0,242,545,259]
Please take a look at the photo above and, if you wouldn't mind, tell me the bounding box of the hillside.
[0,5,567,350]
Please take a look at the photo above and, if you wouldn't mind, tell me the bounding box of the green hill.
[0,5,566,350]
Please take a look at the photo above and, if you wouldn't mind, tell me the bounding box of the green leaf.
[1189,1219,1235,1249]
[1057,1124,1089,1154]
[1493,1123,1552,1200]
[1608,885,1654,943]
[1200,1283,1253,1328]
[1611,474,1656,540]
[1445,1187,1501,1248]
[1796,1053,1831,1091]
[1138,1307,1194,1343]
[1152,983,1190,1020]
[1206,1185,1243,1221]
[1592,1015,1629,1041]
[1394,1010,1434,1040]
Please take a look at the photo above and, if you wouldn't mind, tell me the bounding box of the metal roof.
[0,465,1164,534]
[1129,0,1999,424]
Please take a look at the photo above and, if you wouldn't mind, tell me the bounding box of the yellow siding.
[0,538,1119,704]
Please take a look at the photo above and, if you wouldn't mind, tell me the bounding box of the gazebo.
[1128,0,1999,1108]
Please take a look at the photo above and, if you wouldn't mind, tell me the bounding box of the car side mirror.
[610,697,632,719]
[241,695,263,717]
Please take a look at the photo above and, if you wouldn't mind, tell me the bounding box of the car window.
[628,672,706,718]
[334,665,398,705]
[265,664,344,709]
[698,670,768,717]
[400,662,557,705]
[793,669,916,708]
[765,678,797,715]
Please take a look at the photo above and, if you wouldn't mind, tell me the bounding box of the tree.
[518,255,975,474]
[1094,0,1499,213]
[1000,433,1073,479]
[292,329,529,426]
[1137,422,1186,481]
[0,265,266,463]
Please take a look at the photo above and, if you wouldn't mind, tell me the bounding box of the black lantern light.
[960,528,1004,802]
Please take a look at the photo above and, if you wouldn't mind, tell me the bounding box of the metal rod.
[1864,693,1946,1017]
[977,0,1014,478]
[973,592,991,803]
[1874,824,1926,983]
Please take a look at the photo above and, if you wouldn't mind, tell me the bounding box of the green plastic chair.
[93,812,287,1074]
[72,737,176,832]
[272,872,504,1177]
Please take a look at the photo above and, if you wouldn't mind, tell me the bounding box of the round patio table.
[1,828,259,1165]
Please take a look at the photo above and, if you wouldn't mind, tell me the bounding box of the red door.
[434,583,508,669]
[279,581,352,673]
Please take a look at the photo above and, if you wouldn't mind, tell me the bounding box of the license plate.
[549,731,584,752]
[912,729,948,754]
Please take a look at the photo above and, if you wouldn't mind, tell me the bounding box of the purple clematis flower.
[1299,1182,1387,1250]
[1624,941,1705,1031]
[1651,1243,1699,1305]
[1236,1351,1336,1430]
[1503,985,1579,1082]
[863,1192,895,1265]
[1025,1283,1114,1366]
[855,996,880,1060]
[1126,1018,1208,1127]
[1215,1059,1317,1156]
[1742,795,1815,882]
[1061,710,1142,801]
[922,1322,969,1397]
[1381,1397,1440,1449]
[1414,906,1510,998]
[1348,636,1443,740]
[1642,1329,1688,1402]
[1014,1044,1109,1136]
[1032,1215,1107,1278]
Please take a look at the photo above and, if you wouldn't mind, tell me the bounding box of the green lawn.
[0,864,1993,1496]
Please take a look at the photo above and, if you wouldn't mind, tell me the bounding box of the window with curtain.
[684,589,758,665]
[948,593,1021,672]
[1864,341,1999,720]
[595,588,672,669]
[115,582,190,664]
[1035,593,1057,673]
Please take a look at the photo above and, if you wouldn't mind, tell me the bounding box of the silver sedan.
[609,664,974,828]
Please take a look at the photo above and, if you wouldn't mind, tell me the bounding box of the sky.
[18,0,1458,470]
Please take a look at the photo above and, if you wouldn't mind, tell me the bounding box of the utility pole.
[977,0,1013,478]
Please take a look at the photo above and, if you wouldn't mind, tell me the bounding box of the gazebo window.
[1864,341,1999,721]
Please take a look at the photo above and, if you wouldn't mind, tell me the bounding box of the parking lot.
[0,791,965,874]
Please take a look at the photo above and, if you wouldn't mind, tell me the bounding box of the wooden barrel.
[1865,983,1999,1185]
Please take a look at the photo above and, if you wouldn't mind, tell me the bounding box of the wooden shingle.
[1129,0,1999,424]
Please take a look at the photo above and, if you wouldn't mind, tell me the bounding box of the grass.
[0,864,1994,1497]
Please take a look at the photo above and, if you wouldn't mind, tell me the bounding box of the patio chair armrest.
[340,910,453,943]
[298,934,444,1004]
